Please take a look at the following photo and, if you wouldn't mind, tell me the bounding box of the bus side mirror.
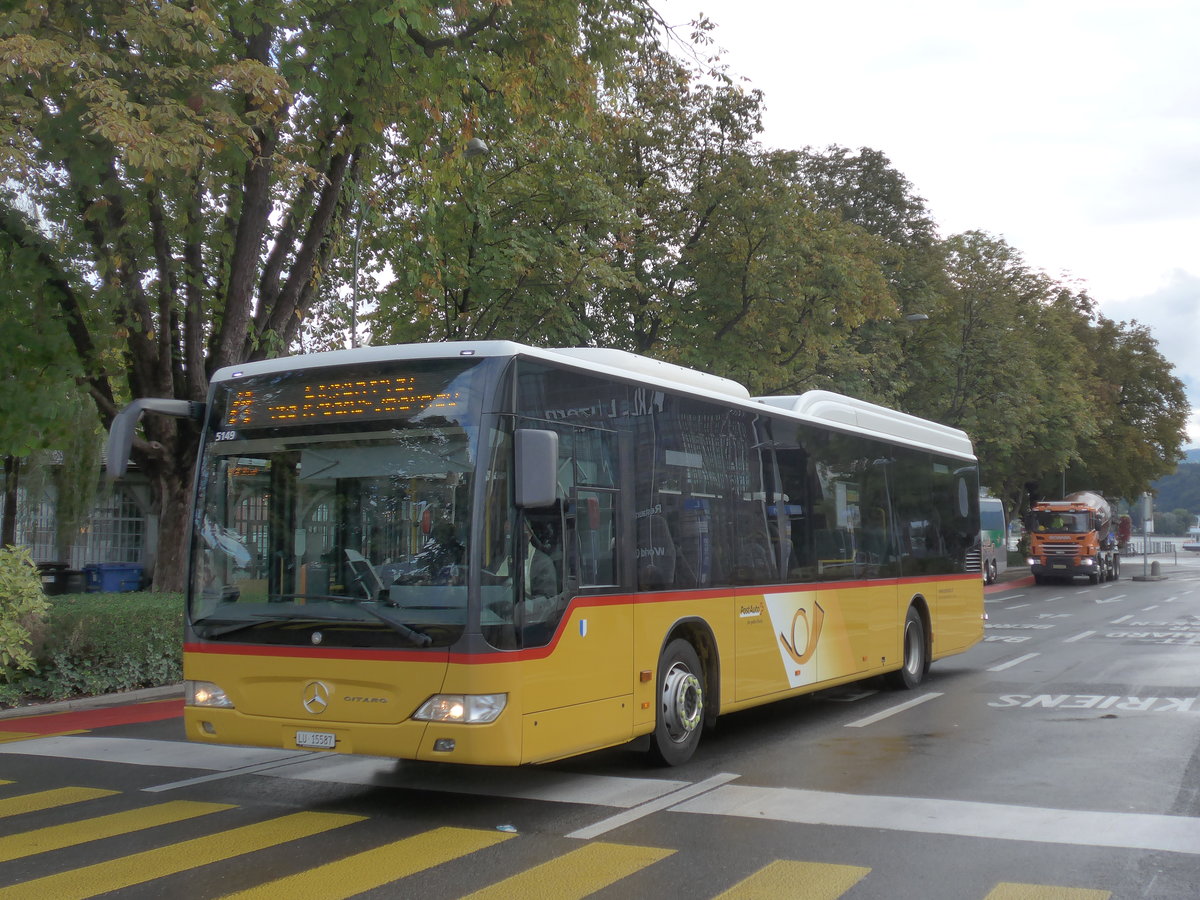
[106,398,203,479]
[515,429,558,508]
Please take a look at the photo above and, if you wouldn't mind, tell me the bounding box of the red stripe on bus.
[184,572,978,665]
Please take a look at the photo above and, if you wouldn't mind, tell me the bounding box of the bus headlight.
[413,694,507,724]
[186,680,234,709]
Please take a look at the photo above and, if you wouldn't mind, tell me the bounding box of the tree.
[900,232,1095,513]
[1,0,654,589]
[1067,310,1189,500]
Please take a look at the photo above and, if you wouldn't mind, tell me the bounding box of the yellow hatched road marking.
[715,860,870,899]
[221,826,516,899]
[0,787,117,818]
[0,810,364,900]
[461,841,674,900]
[0,800,233,864]
[986,885,1111,900]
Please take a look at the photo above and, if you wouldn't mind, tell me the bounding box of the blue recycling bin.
[83,563,144,592]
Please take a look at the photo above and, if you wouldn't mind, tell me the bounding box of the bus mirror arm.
[106,398,205,479]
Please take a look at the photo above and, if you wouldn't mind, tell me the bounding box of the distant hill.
[1186,448,1200,464]
[1153,456,1200,513]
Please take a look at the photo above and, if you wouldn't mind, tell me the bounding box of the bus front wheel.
[886,606,928,690]
[649,638,705,766]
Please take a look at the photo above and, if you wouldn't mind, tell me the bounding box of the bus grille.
[965,549,982,573]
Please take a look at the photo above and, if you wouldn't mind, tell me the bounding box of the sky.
[662,0,1200,449]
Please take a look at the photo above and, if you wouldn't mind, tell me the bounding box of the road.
[2,556,1199,899]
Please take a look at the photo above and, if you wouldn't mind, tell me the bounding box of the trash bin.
[38,561,68,596]
[83,563,144,592]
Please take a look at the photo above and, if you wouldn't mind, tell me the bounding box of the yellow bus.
[108,342,984,766]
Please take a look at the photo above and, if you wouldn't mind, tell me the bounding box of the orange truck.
[1026,491,1120,584]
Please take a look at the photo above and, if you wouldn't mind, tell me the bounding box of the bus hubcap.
[662,662,703,741]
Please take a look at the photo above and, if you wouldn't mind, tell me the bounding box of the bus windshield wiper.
[196,603,433,647]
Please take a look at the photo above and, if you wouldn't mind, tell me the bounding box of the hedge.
[0,591,183,709]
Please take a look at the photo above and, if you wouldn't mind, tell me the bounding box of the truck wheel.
[1089,568,1100,585]
[885,606,928,690]
[648,638,705,766]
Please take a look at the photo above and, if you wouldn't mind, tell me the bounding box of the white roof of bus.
[211,341,976,461]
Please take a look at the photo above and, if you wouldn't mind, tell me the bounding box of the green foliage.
[0,592,182,707]
[0,546,51,678]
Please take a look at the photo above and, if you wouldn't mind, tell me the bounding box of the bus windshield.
[189,359,489,649]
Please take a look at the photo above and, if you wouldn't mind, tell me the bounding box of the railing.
[1122,540,1178,564]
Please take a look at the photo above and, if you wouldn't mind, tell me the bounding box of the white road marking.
[566,772,739,840]
[671,785,1200,855]
[1062,631,1095,643]
[987,652,1040,671]
[844,692,942,728]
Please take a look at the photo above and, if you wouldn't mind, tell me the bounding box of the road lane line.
[845,692,942,728]
[142,754,316,793]
[1008,603,1032,610]
[566,773,738,840]
[1109,615,1133,624]
[221,826,514,899]
[988,653,1040,672]
[672,785,1200,855]
[1063,631,1095,643]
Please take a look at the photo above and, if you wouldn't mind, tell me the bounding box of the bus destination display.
[224,375,461,428]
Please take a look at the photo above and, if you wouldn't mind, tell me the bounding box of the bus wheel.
[649,638,705,766]
[886,606,927,690]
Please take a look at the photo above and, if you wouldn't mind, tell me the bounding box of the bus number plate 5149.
[296,730,336,750]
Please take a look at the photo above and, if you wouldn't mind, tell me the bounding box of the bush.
[0,590,183,708]
[0,546,50,680]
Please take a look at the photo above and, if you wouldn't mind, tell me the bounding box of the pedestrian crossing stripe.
[221,826,515,899]
[0,787,118,819]
[714,860,870,899]
[0,801,232,864]
[460,841,675,900]
[984,884,1111,900]
[0,811,364,900]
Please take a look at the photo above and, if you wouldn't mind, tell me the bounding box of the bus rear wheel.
[886,606,928,690]
[649,638,705,766]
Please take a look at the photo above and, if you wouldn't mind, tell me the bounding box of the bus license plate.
[296,730,336,750]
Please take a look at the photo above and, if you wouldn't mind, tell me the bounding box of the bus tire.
[886,606,928,690]
[648,638,705,766]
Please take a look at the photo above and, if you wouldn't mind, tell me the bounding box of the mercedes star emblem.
[303,680,331,715]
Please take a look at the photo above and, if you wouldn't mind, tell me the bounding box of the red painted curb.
[0,698,182,734]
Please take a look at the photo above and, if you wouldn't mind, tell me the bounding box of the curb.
[0,683,184,721]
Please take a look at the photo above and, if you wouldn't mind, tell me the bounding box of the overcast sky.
[663,0,1200,448]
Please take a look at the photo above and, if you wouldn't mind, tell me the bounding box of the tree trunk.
[2,455,17,547]
[151,461,193,593]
